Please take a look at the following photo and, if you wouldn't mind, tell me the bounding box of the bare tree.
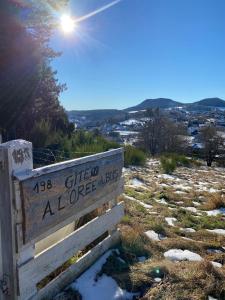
[139,109,186,155]
[200,125,224,166]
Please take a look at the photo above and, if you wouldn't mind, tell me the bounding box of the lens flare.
[60,14,76,33]
[75,0,122,23]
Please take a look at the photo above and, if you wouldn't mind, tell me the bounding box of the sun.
[60,14,76,34]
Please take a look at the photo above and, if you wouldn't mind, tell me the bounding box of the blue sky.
[51,0,225,110]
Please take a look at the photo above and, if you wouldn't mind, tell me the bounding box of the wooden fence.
[0,140,124,300]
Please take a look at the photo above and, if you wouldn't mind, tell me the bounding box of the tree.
[0,1,42,137]
[139,109,186,155]
[0,0,73,142]
[200,125,224,166]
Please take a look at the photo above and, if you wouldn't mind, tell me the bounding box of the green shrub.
[160,153,190,174]
[175,155,190,167]
[35,130,146,168]
[160,156,176,174]
[124,145,146,167]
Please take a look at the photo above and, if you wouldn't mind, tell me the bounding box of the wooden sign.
[19,149,123,243]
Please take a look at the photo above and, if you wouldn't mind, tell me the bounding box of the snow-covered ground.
[71,250,137,300]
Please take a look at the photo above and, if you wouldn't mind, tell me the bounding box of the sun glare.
[60,14,76,34]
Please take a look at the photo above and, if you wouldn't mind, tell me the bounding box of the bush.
[34,130,146,168]
[160,156,176,174]
[124,145,146,167]
[160,153,190,174]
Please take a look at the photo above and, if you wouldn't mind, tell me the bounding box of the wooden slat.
[18,203,124,297]
[19,151,123,243]
[15,148,124,181]
[21,178,123,245]
[35,222,76,255]
[31,231,120,300]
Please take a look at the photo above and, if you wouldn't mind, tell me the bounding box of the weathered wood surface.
[31,231,120,300]
[0,140,33,300]
[24,178,123,246]
[18,203,124,299]
[18,149,123,243]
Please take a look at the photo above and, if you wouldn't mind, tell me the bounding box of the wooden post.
[0,140,33,300]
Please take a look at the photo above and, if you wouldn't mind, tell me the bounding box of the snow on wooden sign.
[18,148,124,243]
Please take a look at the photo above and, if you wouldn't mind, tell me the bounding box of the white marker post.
[0,140,33,299]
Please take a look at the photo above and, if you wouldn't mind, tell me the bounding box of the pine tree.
[0,0,73,142]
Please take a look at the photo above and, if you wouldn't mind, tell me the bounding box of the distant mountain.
[193,98,225,107]
[125,98,182,112]
[67,98,225,124]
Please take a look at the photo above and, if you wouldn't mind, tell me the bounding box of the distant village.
[68,105,225,151]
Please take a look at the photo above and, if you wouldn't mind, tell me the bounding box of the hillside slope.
[194,98,225,107]
[125,98,182,111]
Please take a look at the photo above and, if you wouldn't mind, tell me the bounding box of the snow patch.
[207,229,225,235]
[164,249,202,262]
[124,195,153,209]
[192,201,201,206]
[209,188,219,193]
[120,119,141,126]
[165,217,177,227]
[183,207,198,213]
[145,230,167,241]
[71,250,137,300]
[130,178,144,187]
[180,228,196,233]
[154,277,162,282]
[205,208,225,216]
[177,201,184,205]
[173,184,191,191]
[211,261,222,268]
[158,174,177,180]
[155,198,168,205]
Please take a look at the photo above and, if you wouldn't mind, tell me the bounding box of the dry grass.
[201,193,225,210]
[99,233,225,299]
[142,261,225,300]
[98,159,225,299]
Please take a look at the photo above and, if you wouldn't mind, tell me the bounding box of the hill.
[125,98,182,111]
[194,98,225,107]
[67,98,225,123]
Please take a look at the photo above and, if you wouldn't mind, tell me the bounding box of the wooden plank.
[18,203,124,297]
[24,179,123,245]
[19,151,123,243]
[0,140,33,300]
[32,231,120,300]
[35,222,76,255]
[16,148,123,181]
